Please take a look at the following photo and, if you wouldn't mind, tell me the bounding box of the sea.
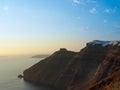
[0,56,53,90]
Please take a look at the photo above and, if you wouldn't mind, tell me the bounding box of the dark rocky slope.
[24,48,76,89]
[85,44,120,90]
[87,72,120,90]
[55,43,109,90]
[23,40,120,90]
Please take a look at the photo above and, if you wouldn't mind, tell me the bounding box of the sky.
[0,0,120,55]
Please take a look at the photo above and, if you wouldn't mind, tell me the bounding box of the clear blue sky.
[0,0,120,55]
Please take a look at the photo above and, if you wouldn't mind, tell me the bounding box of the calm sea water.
[0,56,53,90]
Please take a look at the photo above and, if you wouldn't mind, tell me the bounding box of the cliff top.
[87,40,120,47]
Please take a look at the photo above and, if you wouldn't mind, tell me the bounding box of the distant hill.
[31,54,49,58]
[23,40,120,90]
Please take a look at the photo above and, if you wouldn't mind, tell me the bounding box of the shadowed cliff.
[24,48,76,89]
[85,45,120,90]
[55,43,109,90]
[23,40,120,90]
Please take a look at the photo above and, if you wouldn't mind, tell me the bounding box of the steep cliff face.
[85,72,120,90]
[91,48,120,84]
[86,44,120,90]
[23,40,120,90]
[55,44,109,90]
[68,41,120,90]
[23,48,76,89]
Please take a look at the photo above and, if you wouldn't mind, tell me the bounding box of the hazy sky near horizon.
[0,0,120,55]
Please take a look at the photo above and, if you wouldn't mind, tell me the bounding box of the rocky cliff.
[86,72,120,90]
[23,40,120,90]
[56,42,109,90]
[24,48,76,89]
[85,42,120,90]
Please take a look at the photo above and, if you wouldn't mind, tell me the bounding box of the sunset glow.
[0,0,120,55]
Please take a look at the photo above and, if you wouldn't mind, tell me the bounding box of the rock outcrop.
[67,41,120,90]
[85,43,120,90]
[24,48,76,89]
[56,42,109,90]
[23,40,120,90]
[86,72,120,90]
